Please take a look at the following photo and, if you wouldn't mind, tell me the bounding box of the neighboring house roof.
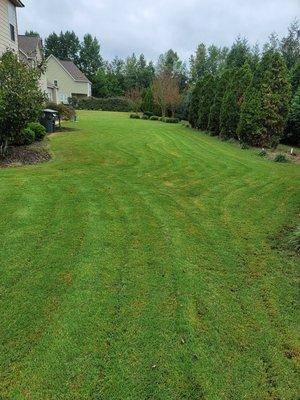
[10,0,24,6]
[58,59,91,83]
[18,35,41,58]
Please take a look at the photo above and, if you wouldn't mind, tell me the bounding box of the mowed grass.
[0,111,299,400]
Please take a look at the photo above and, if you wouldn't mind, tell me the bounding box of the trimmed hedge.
[78,97,135,112]
[149,116,159,121]
[163,117,179,124]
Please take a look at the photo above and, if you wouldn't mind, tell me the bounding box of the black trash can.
[41,109,58,133]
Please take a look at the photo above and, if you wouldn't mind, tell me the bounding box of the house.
[0,0,24,56]
[46,54,92,104]
[18,34,47,92]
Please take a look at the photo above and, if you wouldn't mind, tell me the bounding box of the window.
[10,24,15,42]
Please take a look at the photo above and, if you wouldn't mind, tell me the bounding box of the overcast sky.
[18,0,299,62]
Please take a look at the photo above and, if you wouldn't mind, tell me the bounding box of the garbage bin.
[41,109,59,133]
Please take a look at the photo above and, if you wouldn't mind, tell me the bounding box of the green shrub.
[46,102,76,121]
[15,127,35,145]
[164,118,179,124]
[130,113,140,119]
[274,153,289,163]
[240,142,249,149]
[77,97,134,112]
[149,116,159,121]
[258,149,267,157]
[27,122,46,141]
[141,114,149,120]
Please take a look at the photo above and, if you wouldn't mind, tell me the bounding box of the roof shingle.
[58,59,91,83]
[18,35,40,58]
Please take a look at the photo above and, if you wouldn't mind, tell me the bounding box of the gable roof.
[59,59,91,83]
[18,35,41,58]
[47,55,91,84]
[10,0,24,7]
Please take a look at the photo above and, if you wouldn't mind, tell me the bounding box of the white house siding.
[0,0,19,56]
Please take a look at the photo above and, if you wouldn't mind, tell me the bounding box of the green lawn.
[0,111,299,399]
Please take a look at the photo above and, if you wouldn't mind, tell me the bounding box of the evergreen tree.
[263,32,280,54]
[44,32,60,59]
[291,60,300,94]
[157,49,188,91]
[190,44,228,83]
[188,81,202,128]
[92,67,109,98]
[238,52,291,146]
[190,43,207,83]
[220,63,252,138]
[141,87,155,113]
[79,34,102,82]
[226,37,251,68]
[249,43,260,71]
[206,45,228,75]
[25,31,39,37]
[44,31,81,63]
[284,87,300,146]
[281,20,300,70]
[197,74,216,130]
[208,69,231,135]
[136,55,155,89]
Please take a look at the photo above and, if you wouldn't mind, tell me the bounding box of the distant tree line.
[38,21,299,146]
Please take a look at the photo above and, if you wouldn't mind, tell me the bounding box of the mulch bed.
[0,143,51,168]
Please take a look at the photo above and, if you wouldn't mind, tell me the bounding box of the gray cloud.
[18,0,299,61]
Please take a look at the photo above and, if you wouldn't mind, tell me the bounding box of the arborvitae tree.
[291,60,300,94]
[281,20,300,70]
[206,45,228,75]
[188,81,202,128]
[220,63,252,138]
[190,43,207,83]
[238,52,291,146]
[190,44,228,83]
[284,87,300,146]
[226,37,251,68]
[208,69,231,135]
[249,43,260,71]
[263,32,280,54]
[197,74,216,130]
